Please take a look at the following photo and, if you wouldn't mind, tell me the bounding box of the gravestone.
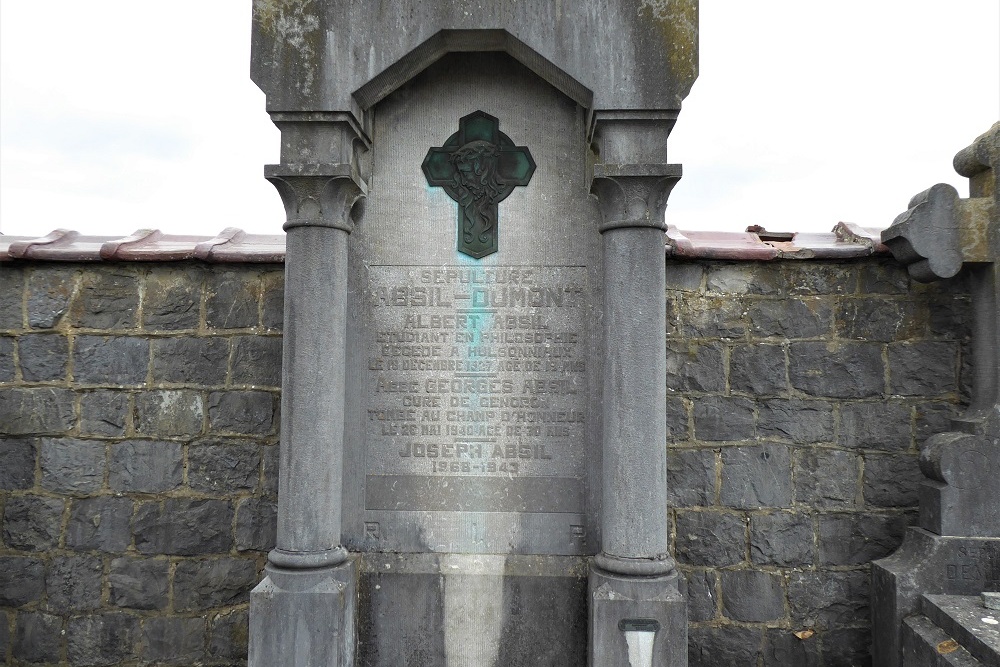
[874,122,1000,667]
[247,3,698,666]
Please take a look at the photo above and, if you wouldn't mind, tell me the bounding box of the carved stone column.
[249,117,368,667]
[588,114,687,667]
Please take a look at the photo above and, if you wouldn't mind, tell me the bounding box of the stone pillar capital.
[590,164,682,232]
[265,167,366,234]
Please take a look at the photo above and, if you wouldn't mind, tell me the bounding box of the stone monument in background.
[247,2,698,665]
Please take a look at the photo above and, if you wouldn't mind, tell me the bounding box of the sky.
[1,2,998,239]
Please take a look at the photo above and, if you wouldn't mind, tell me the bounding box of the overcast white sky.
[1,2,998,239]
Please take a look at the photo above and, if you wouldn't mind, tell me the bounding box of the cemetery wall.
[0,255,970,666]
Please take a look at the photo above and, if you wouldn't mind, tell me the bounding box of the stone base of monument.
[872,529,1000,667]
[249,560,357,666]
[902,595,1000,666]
[588,566,688,667]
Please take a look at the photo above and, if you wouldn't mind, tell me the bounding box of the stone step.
[903,615,983,667]
[921,595,1000,667]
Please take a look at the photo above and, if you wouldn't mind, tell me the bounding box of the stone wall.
[0,256,969,666]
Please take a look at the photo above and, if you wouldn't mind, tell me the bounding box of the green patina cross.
[422,111,535,259]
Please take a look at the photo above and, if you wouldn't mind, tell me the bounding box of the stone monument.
[874,122,1000,667]
[247,2,698,665]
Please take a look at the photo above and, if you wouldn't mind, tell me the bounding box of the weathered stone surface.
[684,569,717,622]
[0,269,24,329]
[40,437,106,493]
[858,261,910,294]
[66,496,133,552]
[794,450,859,508]
[675,511,746,567]
[208,390,276,434]
[66,612,139,666]
[821,627,872,667]
[863,453,923,507]
[0,437,37,490]
[143,268,202,330]
[0,556,45,606]
[721,444,792,509]
[133,498,233,555]
[787,570,869,629]
[134,390,205,437]
[140,616,206,664]
[693,396,755,441]
[0,336,14,381]
[109,557,169,610]
[17,333,69,381]
[789,342,885,398]
[729,343,788,395]
[665,341,725,392]
[665,396,689,441]
[818,513,910,566]
[231,335,282,386]
[46,554,103,611]
[189,440,261,494]
[13,611,63,663]
[839,401,912,451]
[688,625,762,667]
[762,628,821,667]
[79,390,129,436]
[680,296,747,339]
[206,271,259,329]
[151,337,229,385]
[750,511,814,567]
[705,264,781,295]
[667,448,715,507]
[836,298,920,341]
[173,558,258,611]
[783,264,857,295]
[2,495,64,550]
[748,298,832,339]
[260,270,284,331]
[72,269,140,329]
[74,335,149,385]
[261,443,279,498]
[209,609,249,661]
[721,569,785,622]
[0,610,8,662]
[758,398,834,443]
[109,440,183,493]
[888,341,959,396]
[235,496,277,551]
[665,262,705,292]
[915,402,959,442]
[27,267,74,329]
[0,387,75,434]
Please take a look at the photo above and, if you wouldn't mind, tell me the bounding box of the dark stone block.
[79,390,129,436]
[0,610,8,662]
[67,496,133,552]
[750,511,813,567]
[261,270,284,331]
[0,557,45,607]
[189,440,261,494]
[705,264,781,295]
[927,292,972,339]
[140,616,206,664]
[173,558,258,611]
[66,612,139,666]
[133,498,234,555]
[109,440,183,493]
[46,554,103,611]
[729,343,787,395]
[680,296,747,339]
[675,511,746,567]
[758,398,834,444]
[109,557,169,610]
[13,611,63,663]
[0,387,75,435]
[858,261,910,294]
[235,497,277,551]
[788,570,869,630]
[789,341,885,398]
[17,333,69,381]
[693,395,755,441]
[748,297,833,339]
[151,337,229,385]
[688,625,762,667]
[666,341,725,392]
[667,448,715,507]
[209,609,249,661]
[818,513,910,566]
[721,444,791,509]
[794,450,859,508]
[134,390,205,437]
[0,268,24,329]
[0,336,13,381]
[915,402,960,443]
[684,570,717,622]
[71,269,140,329]
[665,396,689,442]
[74,335,149,385]
[27,267,74,329]
[840,402,912,451]
[3,495,63,550]
[0,437,37,490]
[262,443,279,498]
[231,335,282,387]
[143,268,202,330]
[863,453,923,507]
[888,341,959,396]
[837,298,921,341]
[665,262,704,292]
[206,271,260,329]
[762,627,821,667]
[822,627,872,667]
[721,569,785,622]
[208,390,277,435]
[783,264,857,295]
[40,437,106,493]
